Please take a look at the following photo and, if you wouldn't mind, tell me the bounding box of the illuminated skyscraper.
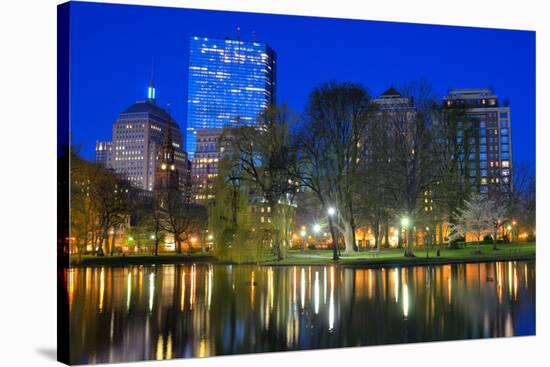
[186,35,276,158]
[96,79,191,197]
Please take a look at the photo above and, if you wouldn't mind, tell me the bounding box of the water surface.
[66,261,535,364]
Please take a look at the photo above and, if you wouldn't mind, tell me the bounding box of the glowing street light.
[327,207,336,216]
[128,236,134,242]
[300,230,307,237]
[401,217,410,228]
[506,225,512,231]
[207,234,214,241]
[150,234,156,240]
[313,224,321,233]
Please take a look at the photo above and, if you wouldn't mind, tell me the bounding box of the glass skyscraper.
[186,36,276,158]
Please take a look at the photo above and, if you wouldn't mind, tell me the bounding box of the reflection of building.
[95,79,191,197]
[443,89,513,195]
[186,35,276,159]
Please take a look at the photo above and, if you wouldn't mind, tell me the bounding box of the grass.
[262,242,535,267]
[71,252,216,267]
[69,242,535,268]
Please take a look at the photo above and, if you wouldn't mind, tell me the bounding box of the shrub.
[483,235,493,244]
[307,243,316,250]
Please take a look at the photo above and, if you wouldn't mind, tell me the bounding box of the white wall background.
[0,0,546,366]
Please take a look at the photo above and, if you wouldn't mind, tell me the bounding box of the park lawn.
[71,252,216,266]
[265,242,535,267]
[68,242,534,267]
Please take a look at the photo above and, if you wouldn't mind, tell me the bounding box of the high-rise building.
[443,88,513,195]
[186,35,276,159]
[96,80,191,197]
[191,128,231,203]
[95,141,112,166]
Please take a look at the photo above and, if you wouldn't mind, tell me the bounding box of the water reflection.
[66,261,535,364]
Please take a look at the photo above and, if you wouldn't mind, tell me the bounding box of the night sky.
[69,1,535,174]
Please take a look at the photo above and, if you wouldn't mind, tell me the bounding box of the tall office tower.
[443,88,513,195]
[95,141,113,166]
[186,35,276,159]
[100,80,191,197]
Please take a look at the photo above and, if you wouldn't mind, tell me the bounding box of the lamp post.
[300,228,307,251]
[326,207,339,259]
[425,226,430,258]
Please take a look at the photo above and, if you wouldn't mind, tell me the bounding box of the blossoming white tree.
[451,193,507,250]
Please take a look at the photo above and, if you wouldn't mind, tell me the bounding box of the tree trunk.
[397,227,403,249]
[384,221,390,248]
[176,234,182,254]
[405,227,414,257]
[109,231,115,256]
[342,220,355,253]
[373,223,381,252]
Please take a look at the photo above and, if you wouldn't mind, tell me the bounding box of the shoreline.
[67,244,535,268]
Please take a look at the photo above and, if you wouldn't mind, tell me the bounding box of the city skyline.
[70,2,535,176]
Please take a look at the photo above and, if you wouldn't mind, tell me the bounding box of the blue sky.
[69,1,535,173]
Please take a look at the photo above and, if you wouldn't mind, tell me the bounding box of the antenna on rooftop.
[236,25,241,40]
[252,30,256,42]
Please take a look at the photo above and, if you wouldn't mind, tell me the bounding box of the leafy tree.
[227,104,298,260]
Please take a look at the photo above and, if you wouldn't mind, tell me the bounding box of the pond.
[65,260,535,364]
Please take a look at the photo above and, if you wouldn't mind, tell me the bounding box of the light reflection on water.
[66,261,535,364]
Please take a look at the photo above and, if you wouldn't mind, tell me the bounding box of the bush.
[527,234,536,242]
[307,243,316,250]
[483,235,493,244]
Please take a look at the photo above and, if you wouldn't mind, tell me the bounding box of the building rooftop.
[120,100,175,123]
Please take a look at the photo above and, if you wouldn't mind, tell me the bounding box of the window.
[500,112,508,119]
[502,169,510,176]
[501,144,509,152]
[501,128,509,136]
[501,137,509,144]
[502,160,510,168]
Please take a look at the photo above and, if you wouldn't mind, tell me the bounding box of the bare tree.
[300,82,371,254]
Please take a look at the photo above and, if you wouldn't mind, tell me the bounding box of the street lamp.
[300,229,307,251]
[401,217,410,228]
[150,234,155,240]
[327,207,336,216]
[313,224,321,233]
[425,226,430,258]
